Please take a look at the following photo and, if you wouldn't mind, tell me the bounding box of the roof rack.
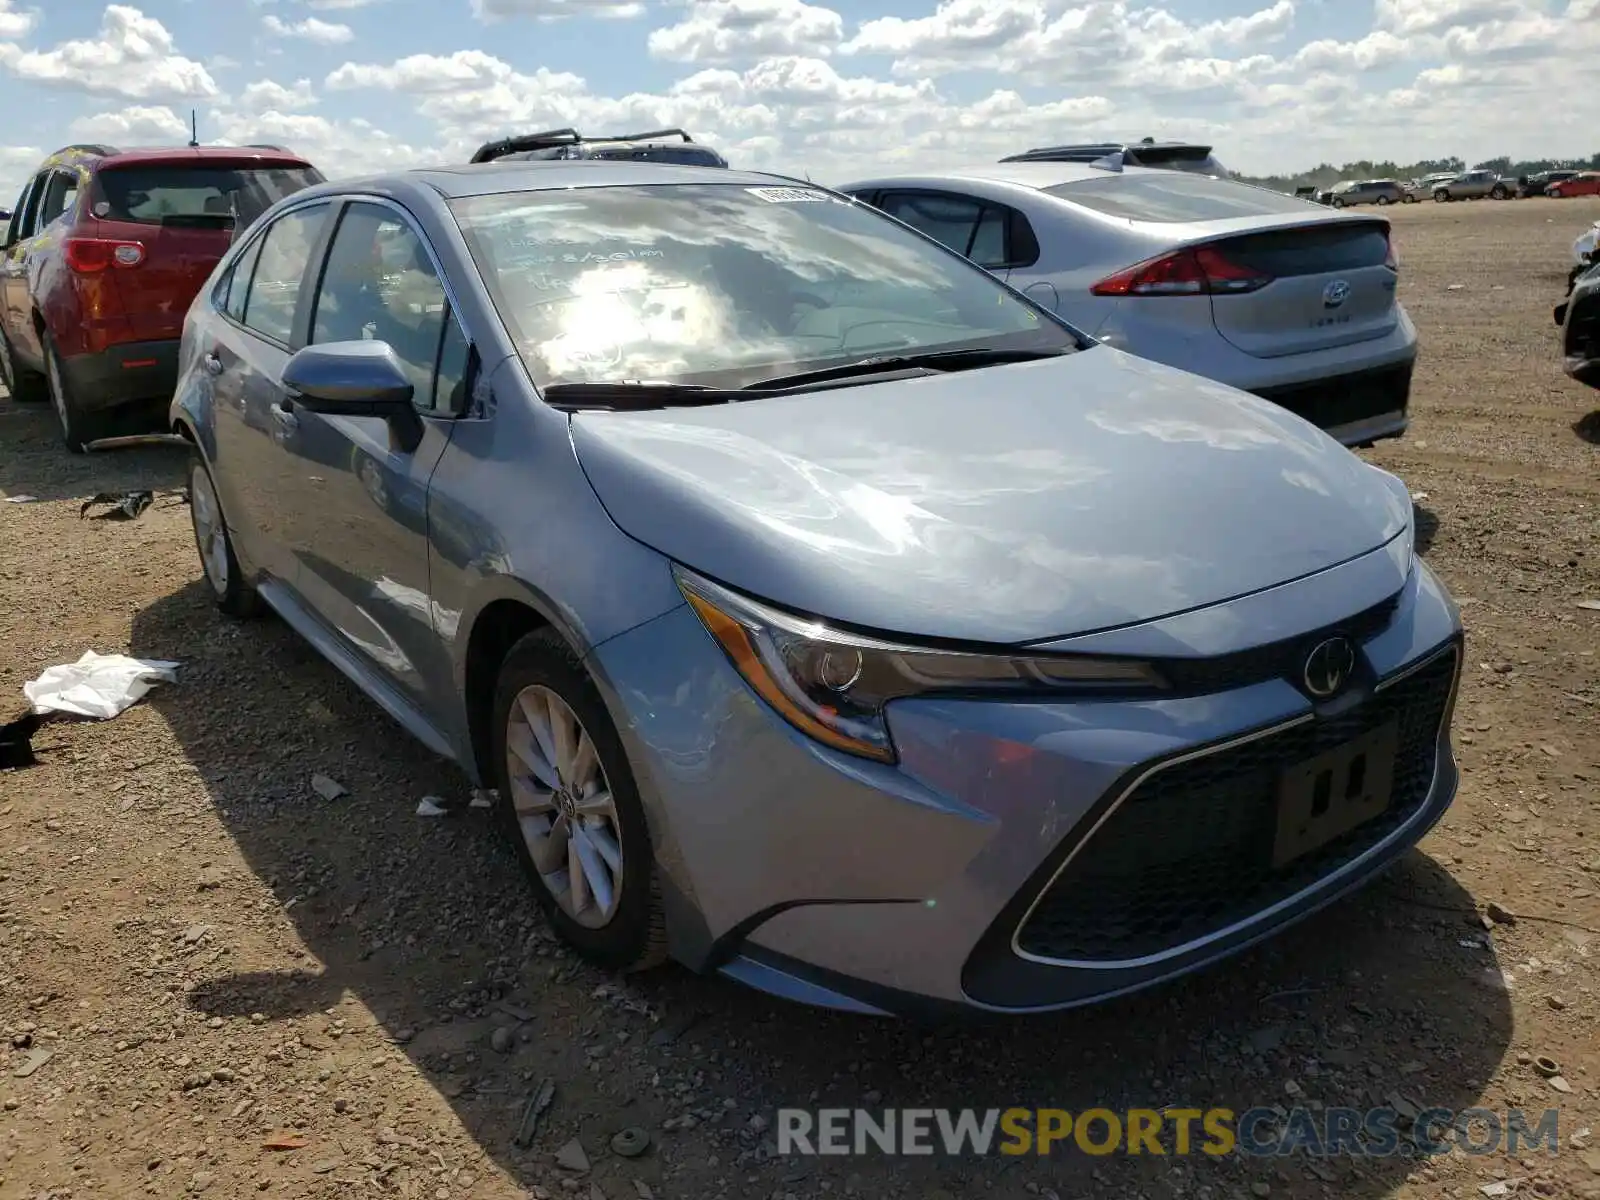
[470,127,696,164]
[56,143,121,158]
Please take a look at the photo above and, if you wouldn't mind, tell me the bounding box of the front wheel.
[1330,197,1345,208]
[491,628,667,973]
[0,330,47,403]
[1490,185,1508,200]
[1403,193,1416,204]
[1377,195,1392,206]
[1434,191,1451,203]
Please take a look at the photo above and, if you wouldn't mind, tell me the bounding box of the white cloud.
[263,14,355,42]
[70,104,191,144]
[0,0,38,40]
[649,0,845,63]
[1372,0,1528,35]
[305,0,379,7]
[469,0,643,21]
[239,77,318,111]
[0,5,219,100]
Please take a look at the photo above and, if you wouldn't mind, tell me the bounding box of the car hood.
[569,347,1409,645]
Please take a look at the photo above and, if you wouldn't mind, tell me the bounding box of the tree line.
[1234,153,1600,191]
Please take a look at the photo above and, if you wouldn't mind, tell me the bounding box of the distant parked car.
[1519,170,1581,197]
[0,142,323,448]
[999,138,1228,176]
[470,127,728,168]
[1555,260,1600,388]
[1402,173,1459,203]
[1548,172,1600,199]
[1433,170,1510,201]
[1328,180,1404,208]
[839,161,1416,447]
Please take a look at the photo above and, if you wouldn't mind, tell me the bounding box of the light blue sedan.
[172,161,1463,1016]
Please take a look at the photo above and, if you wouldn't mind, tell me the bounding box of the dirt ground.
[1,196,1597,1200]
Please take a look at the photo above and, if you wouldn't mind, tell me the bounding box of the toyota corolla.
[172,162,1463,1015]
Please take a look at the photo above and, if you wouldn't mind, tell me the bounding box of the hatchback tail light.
[64,238,146,273]
[1090,243,1274,298]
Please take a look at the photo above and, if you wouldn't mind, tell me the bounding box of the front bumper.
[58,338,180,412]
[587,550,1462,1016]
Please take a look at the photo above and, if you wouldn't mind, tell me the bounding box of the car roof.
[838,160,1176,193]
[301,160,799,202]
[44,145,313,170]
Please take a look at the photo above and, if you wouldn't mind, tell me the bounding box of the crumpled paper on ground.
[24,651,181,719]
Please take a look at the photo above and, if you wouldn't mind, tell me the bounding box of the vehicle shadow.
[1413,502,1441,556]
[0,387,187,503]
[1574,410,1600,445]
[131,580,1512,1200]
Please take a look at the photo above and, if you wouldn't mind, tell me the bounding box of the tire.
[1434,191,1451,203]
[491,627,667,973]
[188,452,264,618]
[1330,198,1345,208]
[1403,193,1416,204]
[0,328,47,403]
[1491,185,1508,200]
[1377,195,1392,206]
[44,337,106,452]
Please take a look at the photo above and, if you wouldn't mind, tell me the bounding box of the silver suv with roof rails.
[469,127,728,168]
[1001,138,1227,177]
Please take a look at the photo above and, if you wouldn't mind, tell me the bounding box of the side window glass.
[311,202,449,408]
[968,206,1008,268]
[241,203,328,345]
[4,181,33,248]
[17,172,49,241]
[37,172,79,228]
[878,192,984,259]
[432,309,472,414]
[224,236,265,323]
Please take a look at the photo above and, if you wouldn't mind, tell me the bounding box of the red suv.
[0,143,324,449]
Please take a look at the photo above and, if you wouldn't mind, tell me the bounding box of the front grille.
[1154,590,1399,697]
[1253,363,1411,431]
[1015,645,1457,964]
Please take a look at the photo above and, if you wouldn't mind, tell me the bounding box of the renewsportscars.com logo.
[776,1107,1562,1158]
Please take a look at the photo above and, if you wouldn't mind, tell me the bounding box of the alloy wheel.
[189,463,230,597]
[504,683,625,929]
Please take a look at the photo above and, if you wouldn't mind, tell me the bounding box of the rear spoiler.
[1002,142,1214,165]
[470,127,696,164]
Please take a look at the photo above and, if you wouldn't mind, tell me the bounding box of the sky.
[0,0,1596,201]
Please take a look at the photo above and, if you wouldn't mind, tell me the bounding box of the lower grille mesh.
[1015,647,1457,964]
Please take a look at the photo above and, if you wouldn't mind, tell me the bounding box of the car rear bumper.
[58,339,179,412]
[588,551,1463,1017]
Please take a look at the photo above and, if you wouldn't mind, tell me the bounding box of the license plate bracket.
[1272,721,1399,868]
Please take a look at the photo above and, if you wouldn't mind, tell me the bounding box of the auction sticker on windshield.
[746,187,830,203]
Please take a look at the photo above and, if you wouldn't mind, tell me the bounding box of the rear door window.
[1045,173,1322,222]
[221,235,266,323]
[875,190,1037,270]
[240,203,330,345]
[92,164,325,230]
[36,171,81,228]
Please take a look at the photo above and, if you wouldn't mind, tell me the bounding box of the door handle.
[203,351,224,376]
[269,402,299,432]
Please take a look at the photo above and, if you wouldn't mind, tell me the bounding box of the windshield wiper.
[746,346,1074,391]
[541,380,743,411]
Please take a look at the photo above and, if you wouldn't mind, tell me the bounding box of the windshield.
[1045,172,1322,222]
[450,183,1073,390]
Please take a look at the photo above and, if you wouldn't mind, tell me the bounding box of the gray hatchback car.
[173,162,1464,1016]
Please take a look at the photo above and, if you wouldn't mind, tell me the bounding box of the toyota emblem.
[1322,280,1351,309]
[1302,637,1357,699]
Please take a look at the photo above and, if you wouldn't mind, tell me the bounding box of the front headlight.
[674,566,1164,763]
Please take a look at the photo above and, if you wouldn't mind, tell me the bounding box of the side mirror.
[282,340,424,453]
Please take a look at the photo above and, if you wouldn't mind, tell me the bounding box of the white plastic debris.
[416,796,452,817]
[470,788,497,809]
[24,651,180,719]
[3,494,37,503]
